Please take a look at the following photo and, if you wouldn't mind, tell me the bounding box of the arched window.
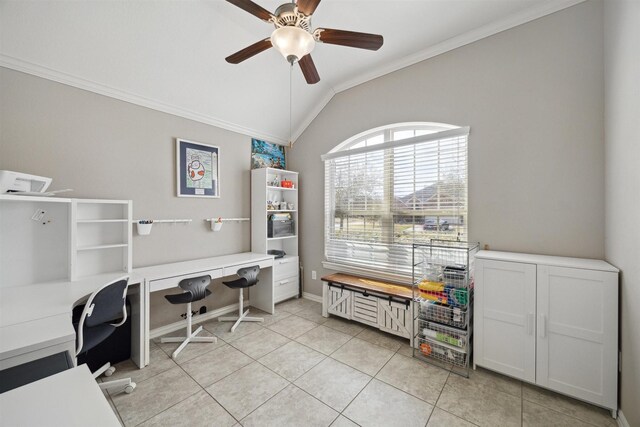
[321,122,469,280]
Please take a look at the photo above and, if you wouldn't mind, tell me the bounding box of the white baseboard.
[150,300,247,339]
[617,409,629,427]
[302,292,323,303]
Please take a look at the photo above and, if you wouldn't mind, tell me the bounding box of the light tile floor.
[105,299,617,427]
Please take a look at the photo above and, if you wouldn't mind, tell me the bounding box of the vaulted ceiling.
[0,0,582,144]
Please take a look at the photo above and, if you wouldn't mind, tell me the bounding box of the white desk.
[134,252,274,366]
[0,272,144,370]
[0,364,121,427]
[0,252,275,371]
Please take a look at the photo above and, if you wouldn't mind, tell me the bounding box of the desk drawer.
[149,268,223,292]
[222,259,272,278]
[274,275,299,302]
[274,256,299,281]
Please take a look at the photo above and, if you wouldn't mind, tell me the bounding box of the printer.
[0,171,52,194]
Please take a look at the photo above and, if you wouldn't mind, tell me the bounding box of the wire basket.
[419,320,469,349]
[416,337,468,368]
[419,299,470,329]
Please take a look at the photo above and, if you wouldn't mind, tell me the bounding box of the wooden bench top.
[321,273,412,299]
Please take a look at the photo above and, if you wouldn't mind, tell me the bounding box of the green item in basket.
[423,329,462,347]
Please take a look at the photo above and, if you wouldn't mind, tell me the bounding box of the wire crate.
[419,299,470,328]
[412,240,479,377]
[416,337,468,368]
[418,319,469,349]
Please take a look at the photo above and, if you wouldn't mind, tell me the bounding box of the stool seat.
[222,277,255,289]
[165,288,212,304]
[160,274,216,359]
[218,265,263,332]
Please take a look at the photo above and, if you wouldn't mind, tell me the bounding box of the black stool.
[161,275,217,359]
[218,266,263,332]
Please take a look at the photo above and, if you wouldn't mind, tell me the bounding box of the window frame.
[322,123,469,283]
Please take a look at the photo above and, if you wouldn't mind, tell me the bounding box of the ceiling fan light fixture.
[270,26,315,64]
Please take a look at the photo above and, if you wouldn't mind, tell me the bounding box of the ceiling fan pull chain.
[289,62,293,147]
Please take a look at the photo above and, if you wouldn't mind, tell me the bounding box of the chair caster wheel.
[124,383,136,394]
[104,366,116,377]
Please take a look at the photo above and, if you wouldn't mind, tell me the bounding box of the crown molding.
[291,88,336,144]
[331,0,587,94]
[1,0,585,145]
[0,55,288,145]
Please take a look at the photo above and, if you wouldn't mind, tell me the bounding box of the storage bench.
[321,273,414,345]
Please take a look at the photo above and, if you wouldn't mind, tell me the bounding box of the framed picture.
[251,138,286,170]
[176,138,220,198]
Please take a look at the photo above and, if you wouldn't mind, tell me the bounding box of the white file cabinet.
[474,250,619,418]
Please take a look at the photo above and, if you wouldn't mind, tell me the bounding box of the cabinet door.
[326,287,352,319]
[536,266,618,409]
[475,259,536,382]
[378,300,412,339]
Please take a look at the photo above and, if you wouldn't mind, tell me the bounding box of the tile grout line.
[129,336,239,426]
[117,304,305,426]
[174,350,244,425]
[522,397,615,427]
[334,342,402,421]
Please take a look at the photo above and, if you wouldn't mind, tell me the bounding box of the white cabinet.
[475,259,536,382]
[474,251,619,415]
[251,168,299,303]
[536,265,618,409]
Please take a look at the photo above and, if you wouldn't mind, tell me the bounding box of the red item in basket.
[281,180,293,188]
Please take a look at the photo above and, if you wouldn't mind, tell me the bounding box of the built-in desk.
[133,252,274,366]
[0,273,144,370]
[0,364,121,426]
[0,252,276,371]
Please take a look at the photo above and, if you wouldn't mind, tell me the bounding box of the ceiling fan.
[225,0,384,84]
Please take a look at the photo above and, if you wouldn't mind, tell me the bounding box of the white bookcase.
[0,195,132,286]
[251,168,299,303]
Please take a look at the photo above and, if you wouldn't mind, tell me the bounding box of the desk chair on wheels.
[218,265,263,332]
[161,275,217,359]
[75,276,136,395]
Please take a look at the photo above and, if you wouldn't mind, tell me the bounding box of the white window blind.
[323,126,469,280]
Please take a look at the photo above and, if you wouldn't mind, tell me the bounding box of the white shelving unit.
[71,199,132,280]
[251,167,299,303]
[0,195,132,286]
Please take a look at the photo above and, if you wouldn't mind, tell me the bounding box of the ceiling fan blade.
[299,54,320,84]
[225,38,272,64]
[315,28,383,51]
[296,0,321,16]
[226,0,273,22]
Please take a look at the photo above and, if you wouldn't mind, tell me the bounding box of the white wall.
[289,1,605,296]
[604,1,640,425]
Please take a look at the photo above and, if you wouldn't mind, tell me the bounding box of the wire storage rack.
[412,240,479,377]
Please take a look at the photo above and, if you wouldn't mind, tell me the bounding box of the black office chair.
[161,275,217,359]
[218,265,263,332]
[75,276,136,394]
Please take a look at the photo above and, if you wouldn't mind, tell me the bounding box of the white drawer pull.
[279,280,291,285]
